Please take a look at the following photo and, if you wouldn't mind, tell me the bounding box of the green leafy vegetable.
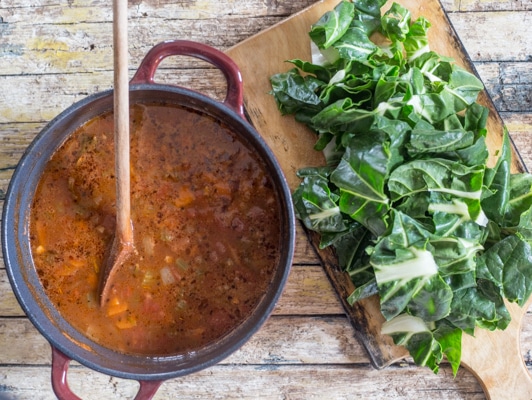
[269,0,532,375]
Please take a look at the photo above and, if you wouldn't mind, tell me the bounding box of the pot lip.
[2,83,296,381]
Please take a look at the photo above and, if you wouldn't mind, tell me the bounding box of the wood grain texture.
[0,0,531,399]
[0,364,487,400]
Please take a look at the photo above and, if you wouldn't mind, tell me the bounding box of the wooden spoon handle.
[113,0,133,245]
[98,0,133,306]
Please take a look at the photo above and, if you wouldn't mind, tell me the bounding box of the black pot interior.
[2,85,295,381]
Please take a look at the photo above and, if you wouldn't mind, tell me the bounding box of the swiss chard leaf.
[370,212,439,319]
[445,66,485,111]
[478,234,532,307]
[381,2,411,42]
[292,167,347,234]
[429,236,483,277]
[381,314,443,373]
[482,130,512,224]
[269,68,323,115]
[309,1,355,49]
[433,320,462,376]
[447,285,511,333]
[351,0,387,35]
[406,92,454,124]
[311,98,375,136]
[404,17,431,61]
[330,131,391,235]
[406,274,453,322]
[463,102,489,136]
[331,222,374,270]
[407,125,475,156]
[504,173,532,227]
[289,58,334,83]
[388,158,487,226]
[334,27,380,61]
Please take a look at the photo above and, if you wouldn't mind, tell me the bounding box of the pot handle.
[51,346,163,400]
[130,40,245,119]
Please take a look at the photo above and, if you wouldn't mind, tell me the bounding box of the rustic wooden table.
[0,0,530,399]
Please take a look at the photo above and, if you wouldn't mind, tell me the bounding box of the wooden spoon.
[98,0,134,306]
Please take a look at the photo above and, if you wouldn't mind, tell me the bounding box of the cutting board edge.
[225,0,532,394]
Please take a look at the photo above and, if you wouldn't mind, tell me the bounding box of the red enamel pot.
[2,40,295,399]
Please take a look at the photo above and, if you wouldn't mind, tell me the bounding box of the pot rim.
[2,82,296,381]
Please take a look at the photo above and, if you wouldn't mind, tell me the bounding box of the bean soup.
[30,102,282,356]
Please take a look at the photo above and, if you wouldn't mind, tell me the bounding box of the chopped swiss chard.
[269,0,532,376]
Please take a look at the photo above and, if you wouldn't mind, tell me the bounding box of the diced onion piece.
[142,235,155,256]
[142,270,156,288]
[176,258,189,271]
[160,266,176,285]
[86,291,98,309]
[85,324,101,340]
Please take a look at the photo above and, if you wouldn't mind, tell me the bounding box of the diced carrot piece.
[202,172,218,184]
[115,316,137,330]
[107,297,128,316]
[213,182,232,197]
[174,185,195,208]
[69,259,85,268]
[189,327,205,337]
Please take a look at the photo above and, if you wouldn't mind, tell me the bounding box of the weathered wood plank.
[1,0,529,18]
[0,61,530,125]
[0,122,43,170]
[0,169,13,201]
[0,0,316,19]
[0,7,531,76]
[0,69,231,123]
[0,269,21,315]
[448,11,532,62]
[0,316,363,365]
[502,112,532,171]
[0,363,486,400]
[0,263,344,318]
[457,0,532,11]
[1,0,311,74]
[475,62,532,113]
[2,310,530,366]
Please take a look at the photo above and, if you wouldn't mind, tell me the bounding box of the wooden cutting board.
[226,1,532,399]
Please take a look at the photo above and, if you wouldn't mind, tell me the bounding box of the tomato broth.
[29,102,282,356]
